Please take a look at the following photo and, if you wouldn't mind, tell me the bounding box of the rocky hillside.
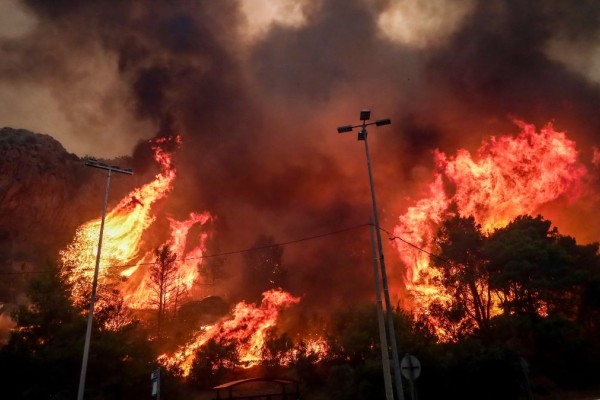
[0,128,136,302]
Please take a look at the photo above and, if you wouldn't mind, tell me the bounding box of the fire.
[60,135,212,309]
[160,289,304,376]
[394,121,586,327]
[120,211,212,308]
[60,134,326,371]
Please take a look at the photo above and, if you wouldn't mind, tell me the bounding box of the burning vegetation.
[52,119,595,374]
[2,1,600,398]
[57,135,329,376]
[394,121,588,338]
[2,123,600,399]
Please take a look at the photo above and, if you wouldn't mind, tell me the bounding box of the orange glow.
[60,135,212,309]
[394,121,586,333]
[60,135,326,370]
[120,211,211,308]
[160,289,310,376]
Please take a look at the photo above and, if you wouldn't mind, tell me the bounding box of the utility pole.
[370,217,394,400]
[77,160,133,400]
[338,110,405,400]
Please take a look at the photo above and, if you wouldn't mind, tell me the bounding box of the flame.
[60,136,212,309]
[160,289,304,376]
[60,135,326,370]
[394,121,587,330]
[120,211,212,308]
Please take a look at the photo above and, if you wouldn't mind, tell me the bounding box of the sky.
[2,0,600,307]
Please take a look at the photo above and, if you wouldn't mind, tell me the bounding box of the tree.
[242,235,286,301]
[0,262,153,399]
[431,215,494,338]
[484,215,595,318]
[260,327,294,372]
[188,338,239,389]
[150,245,178,337]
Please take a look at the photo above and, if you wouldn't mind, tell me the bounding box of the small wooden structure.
[213,377,300,400]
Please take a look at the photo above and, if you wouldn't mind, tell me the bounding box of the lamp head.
[360,109,371,121]
[337,125,353,133]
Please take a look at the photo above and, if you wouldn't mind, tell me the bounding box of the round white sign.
[400,354,421,380]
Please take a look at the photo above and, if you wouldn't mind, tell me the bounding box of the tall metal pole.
[363,128,405,400]
[77,160,132,400]
[77,168,112,400]
[370,217,394,400]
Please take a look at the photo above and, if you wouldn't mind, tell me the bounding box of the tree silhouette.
[150,245,178,337]
[188,338,239,389]
[0,262,152,399]
[485,215,598,319]
[431,215,493,338]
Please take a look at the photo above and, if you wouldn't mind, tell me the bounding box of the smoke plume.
[2,0,600,308]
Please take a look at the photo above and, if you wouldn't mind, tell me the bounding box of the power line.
[0,223,371,276]
[1,223,455,278]
[379,226,453,266]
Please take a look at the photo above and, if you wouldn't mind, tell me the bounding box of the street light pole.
[338,110,405,400]
[370,217,394,400]
[77,160,133,400]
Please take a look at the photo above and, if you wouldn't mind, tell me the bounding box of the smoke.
[3,0,600,307]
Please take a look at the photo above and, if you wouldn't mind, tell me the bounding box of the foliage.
[150,245,183,337]
[2,213,600,399]
[431,215,493,338]
[188,337,239,389]
[0,262,153,399]
[260,327,294,372]
[426,213,600,395]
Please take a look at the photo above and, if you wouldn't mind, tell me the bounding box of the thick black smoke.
[5,0,600,307]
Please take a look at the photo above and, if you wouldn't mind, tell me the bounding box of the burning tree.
[484,215,599,319]
[150,245,185,336]
[59,136,213,312]
[428,213,600,342]
[429,216,494,340]
[395,121,588,331]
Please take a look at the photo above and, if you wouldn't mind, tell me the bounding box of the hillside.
[0,128,135,303]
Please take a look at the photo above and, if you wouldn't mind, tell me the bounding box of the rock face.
[1,128,84,248]
[0,127,134,301]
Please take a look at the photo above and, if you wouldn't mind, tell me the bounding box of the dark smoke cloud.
[4,0,600,307]
[426,1,600,146]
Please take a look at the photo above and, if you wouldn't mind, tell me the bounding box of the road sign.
[151,369,159,381]
[400,354,421,380]
[151,368,161,399]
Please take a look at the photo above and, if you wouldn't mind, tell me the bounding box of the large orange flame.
[60,136,212,309]
[60,136,327,370]
[394,121,587,327]
[120,211,212,308]
[160,289,304,376]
